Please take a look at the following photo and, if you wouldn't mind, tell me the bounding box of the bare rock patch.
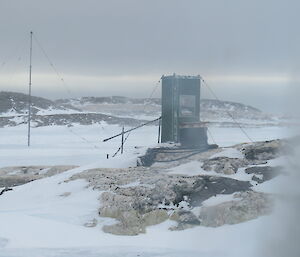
[199,191,273,227]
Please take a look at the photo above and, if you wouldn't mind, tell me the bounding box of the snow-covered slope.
[200,99,272,121]
[56,96,160,106]
[0,91,285,127]
[0,122,298,257]
[58,96,277,123]
[0,92,147,128]
[0,91,79,117]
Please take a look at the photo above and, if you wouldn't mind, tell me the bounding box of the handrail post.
[121,126,124,154]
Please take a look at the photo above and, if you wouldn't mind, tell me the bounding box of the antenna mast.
[27,31,33,147]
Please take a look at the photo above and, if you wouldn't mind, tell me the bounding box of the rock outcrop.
[201,157,248,175]
[1,139,281,234]
[0,165,76,187]
[69,166,253,235]
[245,166,283,183]
[199,191,273,227]
[65,139,284,235]
[241,140,283,161]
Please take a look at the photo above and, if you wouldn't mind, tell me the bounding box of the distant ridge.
[56,96,260,112]
[57,95,269,121]
[0,91,79,115]
[0,91,276,127]
[56,96,161,106]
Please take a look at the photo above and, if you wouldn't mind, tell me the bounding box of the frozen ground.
[0,123,294,168]
[0,123,157,168]
[0,123,298,257]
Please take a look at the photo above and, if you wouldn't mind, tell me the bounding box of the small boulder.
[170,210,200,230]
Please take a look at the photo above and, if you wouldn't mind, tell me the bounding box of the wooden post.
[121,126,124,154]
[158,118,161,143]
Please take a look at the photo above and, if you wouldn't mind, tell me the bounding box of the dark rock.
[33,113,147,127]
[0,176,35,187]
[137,148,161,167]
[138,145,217,167]
[201,156,248,174]
[243,140,282,161]
[172,176,252,207]
[0,187,13,196]
[0,91,78,115]
[245,166,283,183]
[0,112,149,128]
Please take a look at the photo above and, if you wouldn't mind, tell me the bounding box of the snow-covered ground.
[0,166,283,257]
[0,123,157,168]
[0,124,293,168]
[0,123,298,257]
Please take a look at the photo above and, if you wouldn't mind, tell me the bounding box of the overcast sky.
[0,0,299,113]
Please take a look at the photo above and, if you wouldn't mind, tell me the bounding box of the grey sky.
[0,0,299,113]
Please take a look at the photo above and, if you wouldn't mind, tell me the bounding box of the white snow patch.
[167,161,206,176]
[210,147,244,159]
[201,193,240,207]
[167,161,253,181]
[36,109,82,115]
[0,124,156,168]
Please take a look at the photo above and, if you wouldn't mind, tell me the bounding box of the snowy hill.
[59,95,261,116]
[56,96,161,106]
[58,96,276,124]
[200,99,273,122]
[0,91,79,116]
[0,92,147,127]
[0,91,281,127]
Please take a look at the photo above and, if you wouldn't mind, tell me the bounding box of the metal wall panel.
[161,74,201,143]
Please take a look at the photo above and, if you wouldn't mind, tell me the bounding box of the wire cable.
[207,127,217,145]
[32,33,101,150]
[65,126,100,149]
[142,78,161,113]
[201,77,254,143]
[112,78,162,157]
[0,39,25,74]
[32,34,72,95]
